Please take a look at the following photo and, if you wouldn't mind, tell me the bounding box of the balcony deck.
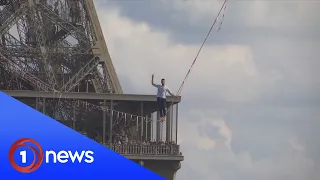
[3,90,184,161]
[107,144,183,161]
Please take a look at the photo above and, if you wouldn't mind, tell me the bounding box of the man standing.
[151,74,176,121]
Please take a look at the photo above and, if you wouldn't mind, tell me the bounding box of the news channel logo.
[8,138,95,173]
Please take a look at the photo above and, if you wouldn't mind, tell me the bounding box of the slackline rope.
[166,0,228,116]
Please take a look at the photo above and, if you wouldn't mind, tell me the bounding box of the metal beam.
[109,100,113,146]
[84,0,123,94]
[0,1,29,37]
[0,46,96,57]
[60,56,100,92]
[2,90,182,103]
[102,100,107,145]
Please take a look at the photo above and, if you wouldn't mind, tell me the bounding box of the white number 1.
[20,151,27,163]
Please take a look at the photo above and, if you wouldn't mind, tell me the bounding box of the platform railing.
[106,144,181,156]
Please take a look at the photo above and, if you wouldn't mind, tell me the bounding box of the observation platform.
[3,90,183,157]
[3,90,184,179]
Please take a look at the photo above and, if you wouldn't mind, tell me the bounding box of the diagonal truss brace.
[35,3,91,46]
[91,68,103,93]
[0,54,53,92]
[0,1,29,37]
[60,56,101,92]
[92,64,114,93]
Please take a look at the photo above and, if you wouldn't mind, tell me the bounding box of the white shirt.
[154,84,172,99]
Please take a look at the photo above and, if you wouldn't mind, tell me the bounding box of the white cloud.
[197,136,216,150]
[245,1,320,29]
[168,0,224,22]
[165,0,320,29]
[178,110,230,150]
[178,111,318,180]
[211,118,232,148]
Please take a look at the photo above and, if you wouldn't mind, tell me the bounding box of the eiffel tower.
[0,0,183,179]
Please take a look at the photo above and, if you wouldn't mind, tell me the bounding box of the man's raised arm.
[151,74,157,87]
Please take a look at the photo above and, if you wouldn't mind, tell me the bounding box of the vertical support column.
[109,100,113,146]
[175,104,179,143]
[151,113,154,141]
[145,114,151,141]
[166,106,171,142]
[140,117,144,141]
[86,80,89,92]
[102,100,107,145]
[170,105,174,142]
[156,112,161,142]
[136,117,139,139]
[42,98,46,114]
[35,97,39,110]
[140,102,144,141]
[145,116,147,141]
[72,104,76,130]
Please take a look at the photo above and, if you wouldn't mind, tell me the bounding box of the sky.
[93,0,320,180]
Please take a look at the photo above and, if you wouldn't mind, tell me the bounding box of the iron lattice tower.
[0,1,183,179]
[0,0,123,137]
[0,0,122,94]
